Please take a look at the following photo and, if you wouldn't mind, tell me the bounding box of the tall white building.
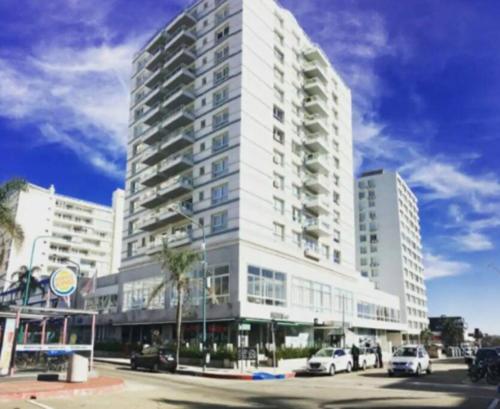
[355,170,428,338]
[108,0,405,349]
[0,183,124,287]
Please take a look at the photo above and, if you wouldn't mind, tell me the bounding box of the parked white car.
[307,347,353,376]
[388,345,432,376]
[358,347,378,370]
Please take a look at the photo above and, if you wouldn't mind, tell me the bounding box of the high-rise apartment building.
[0,183,124,287]
[108,0,405,349]
[355,170,428,338]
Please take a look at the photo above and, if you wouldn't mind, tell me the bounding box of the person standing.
[376,343,383,368]
[351,344,360,371]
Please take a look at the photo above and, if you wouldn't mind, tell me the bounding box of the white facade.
[0,184,124,287]
[116,0,405,346]
[355,170,428,335]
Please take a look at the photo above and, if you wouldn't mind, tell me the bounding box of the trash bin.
[67,354,89,383]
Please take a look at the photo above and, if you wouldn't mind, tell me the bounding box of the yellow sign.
[50,268,78,297]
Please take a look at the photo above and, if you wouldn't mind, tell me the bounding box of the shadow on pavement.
[154,396,304,409]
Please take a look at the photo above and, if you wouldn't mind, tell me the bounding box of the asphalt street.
[2,360,498,409]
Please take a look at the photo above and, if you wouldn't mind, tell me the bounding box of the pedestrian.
[351,344,360,371]
[376,343,383,368]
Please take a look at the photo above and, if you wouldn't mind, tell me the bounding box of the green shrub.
[268,346,318,360]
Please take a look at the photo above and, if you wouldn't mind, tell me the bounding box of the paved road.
[3,360,498,409]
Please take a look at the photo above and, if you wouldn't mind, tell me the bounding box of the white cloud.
[424,252,470,280]
[0,40,141,179]
[453,231,494,252]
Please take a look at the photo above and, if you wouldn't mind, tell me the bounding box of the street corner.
[0,376,124,401]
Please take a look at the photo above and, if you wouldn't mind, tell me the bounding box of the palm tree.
[148,242,200,363]
[0,178,27,266]
[10,265,45,301]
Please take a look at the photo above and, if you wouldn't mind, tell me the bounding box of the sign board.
[16,344,93,352]
[237,347,257,361]
[0,318,16,375]
[50,268,78,298]
[238,323,251,332]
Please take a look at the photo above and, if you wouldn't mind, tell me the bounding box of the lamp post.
[167,204,208,371]
[23,235,52,306]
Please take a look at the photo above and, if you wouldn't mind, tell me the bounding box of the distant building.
[355,170,428,339]
[0,183,124,287]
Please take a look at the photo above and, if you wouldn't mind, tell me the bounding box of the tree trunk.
[175,284,183,364]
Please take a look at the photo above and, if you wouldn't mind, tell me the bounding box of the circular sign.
[50,268,78,297]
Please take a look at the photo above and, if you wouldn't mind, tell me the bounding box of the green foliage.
[268,346,318,360]
[441,317,464,347]
[0,178,27,243]
[420,328,433,347]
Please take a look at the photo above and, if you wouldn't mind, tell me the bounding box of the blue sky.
[1,0,499,333]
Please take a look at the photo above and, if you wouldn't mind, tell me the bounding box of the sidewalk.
[94,356,296,380]
[0,376,124,401]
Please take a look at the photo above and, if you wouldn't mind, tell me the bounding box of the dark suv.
[131,345,177,373]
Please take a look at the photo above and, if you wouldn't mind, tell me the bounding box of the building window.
[274,197,284,215]
[215,25,230,43]
[213,108,229,129]
[274,47,284,63]
[211,210,228,233]
[211,183,228,205]
[273,173,284,190]
[333,230,340,243]
[292,231,302,247]
[274,66,284,83]
[273,127,285,144]
[292,277,331,312]
[122,277,164,311]
[214,5,229,24]
[212,157,228,177]
[247,265,286,306]
[333,250,341,264]
[273,222,285,241]
[214,44,230,64]
[273,105,284,122]
[292,206,301,222]
[273,150,284,166]
[213,86,229,107]
[214,64,229,85]
[274,86,284,103]
[292,184,301,198]
[208,265,230,304]
[212,132,229,152]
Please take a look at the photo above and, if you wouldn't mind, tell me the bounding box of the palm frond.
[146,279,167,307]
[0,178,27,202]
[0,206,24,243]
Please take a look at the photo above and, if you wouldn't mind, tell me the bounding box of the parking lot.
[2,359,498,409]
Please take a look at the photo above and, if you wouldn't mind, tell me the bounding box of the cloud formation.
[424,252,470,280]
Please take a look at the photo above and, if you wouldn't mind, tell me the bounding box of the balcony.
[142,122,166,145]
[303,217,331,237]
[163,46,196,72]
[141,176,194,209]
[144,67,165,89]
[303,46,329,68]
[145,47,165,71]
[303,61,328,83]
[162,86,196,111]
[304,78,328,100]
[139,202,193,232]
[304,113,328,134]
[142,85,165,108]
[166,11,196,35]
[304,96,328,116]
[163,106,195,132]
[163,65,196,93]
[145,30,166,54]
[142,103,163,126]
[303,173,330,194]
[158,153,193,178]
[304,153,329,174]
[304,195,330,215]
[304,246,321,261]
[143,131,195,166]
[166,230,193,248]
[165,27,196,51]
[303,132,329,153]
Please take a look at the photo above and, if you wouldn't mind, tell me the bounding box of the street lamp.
[23,235,52,306]
[167,203,208,371]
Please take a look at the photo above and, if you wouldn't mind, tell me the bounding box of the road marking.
[27,400,54,409]
[487,398,499,409]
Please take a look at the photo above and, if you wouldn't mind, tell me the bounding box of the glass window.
[211,183,228,205]
[215,25,230,43]
[212,157,228,177]
[211,210,228,233]
[247,265,286,306]
[213,108,229,129]
[214,64,229,85]
[213,86,229,107]
[212,132,229,152]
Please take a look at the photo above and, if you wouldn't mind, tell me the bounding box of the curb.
[0,378,124,402]
[177,368,296,381]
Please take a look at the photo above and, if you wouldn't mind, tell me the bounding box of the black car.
[130,345,177,373]
[474,347,500,364]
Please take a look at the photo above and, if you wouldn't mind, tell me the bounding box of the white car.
[307,347,353,376]
[388,345,432,377]
[358,347,378,370]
